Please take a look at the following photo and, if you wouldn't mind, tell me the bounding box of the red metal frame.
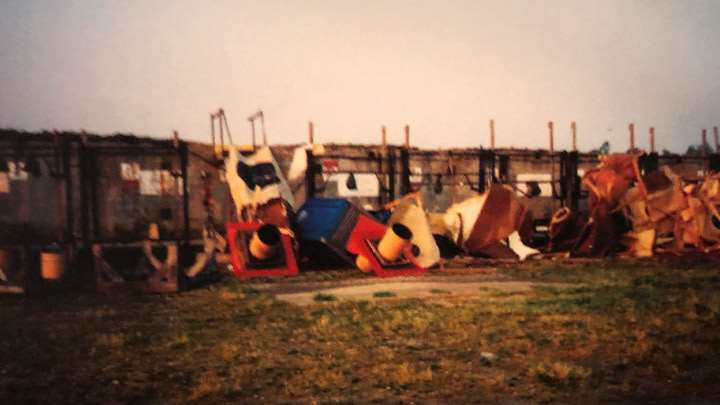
[345,215,426,278]
[227,221,298,278]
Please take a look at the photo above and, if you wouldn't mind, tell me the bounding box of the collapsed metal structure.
[1,121,718,294]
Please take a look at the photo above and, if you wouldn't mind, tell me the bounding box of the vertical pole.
[381,126,387,147]
[714,126,719,153]
[404,125,410,148]
[79,136,89,244]
[308,121,314,144]
[649,127,656,153]
[218,111,225,153]
[53,131,65,243]
[63,136,74,248]
[702,129,708,157]
[629,123,635,151]
[89,147,100,241]
[571,121,577,151]
[387,147,396,201]
[478,149,486,193]
[179,141,190,245]
[548,121,556,200]
[489,119,495,149]
[305,150,316,199]
[400,147,410,195]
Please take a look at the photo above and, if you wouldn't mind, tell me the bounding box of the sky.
[1,0,719,152]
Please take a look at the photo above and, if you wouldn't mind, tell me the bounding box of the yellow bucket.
[41,251,65,280]
[249,224,281,260]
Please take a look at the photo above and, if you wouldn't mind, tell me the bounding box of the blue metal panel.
[294,198,349,242]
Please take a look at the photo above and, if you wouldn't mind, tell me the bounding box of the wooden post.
[489,119,495,149]
[571,121,577,151]
[649,127,655,153]
[381,126,387,147]
[308,121,314,144]
[629,123,635,151]
[404,125,410,148]
[714,126,719,153]
[548,121,554,153]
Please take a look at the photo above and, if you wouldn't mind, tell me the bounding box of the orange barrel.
[249,224,281,260]
[41,251,65,280]
[378,223,413,261]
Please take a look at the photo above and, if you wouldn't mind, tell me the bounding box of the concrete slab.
[275,280,566,306]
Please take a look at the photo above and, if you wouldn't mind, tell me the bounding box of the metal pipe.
[179,140,191,246]
[218,110,225,153]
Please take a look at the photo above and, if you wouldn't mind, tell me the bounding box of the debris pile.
[551,153,720,257]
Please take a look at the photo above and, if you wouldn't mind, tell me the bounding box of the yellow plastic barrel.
[41,251,65,280]
[249,224,281,260]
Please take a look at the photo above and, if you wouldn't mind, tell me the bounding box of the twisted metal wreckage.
[2,122,719,295]
[220,142,720,284]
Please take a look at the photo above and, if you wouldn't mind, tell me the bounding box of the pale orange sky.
[1,0,719,152]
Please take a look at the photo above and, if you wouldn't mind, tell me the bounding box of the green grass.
[373,291,397,298]
[2,261,720,403]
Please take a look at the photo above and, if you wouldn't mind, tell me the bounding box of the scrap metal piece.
[225,146,294,219]
[443,184,528,258]
[294,198,426,277]
[225,145,300,278]
[386,194,441,268]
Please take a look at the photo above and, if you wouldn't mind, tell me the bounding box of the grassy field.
[2,260,720,403]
